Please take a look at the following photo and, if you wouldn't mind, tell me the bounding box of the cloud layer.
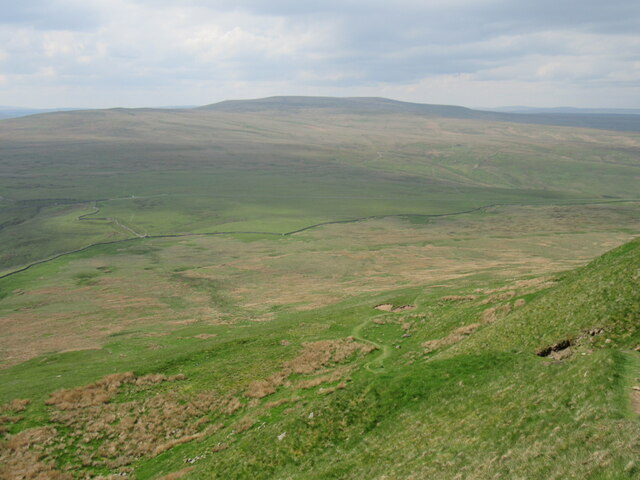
[0,0,639,108]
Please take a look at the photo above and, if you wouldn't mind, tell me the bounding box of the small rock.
[308,412,314,419]
[605,338,612,344]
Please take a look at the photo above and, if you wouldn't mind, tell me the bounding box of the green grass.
[1,236,639,479]
[1,109,638,271]
[1,108,639,478]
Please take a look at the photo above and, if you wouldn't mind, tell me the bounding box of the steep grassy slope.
[447,237,640,357]
[1,235,638,479]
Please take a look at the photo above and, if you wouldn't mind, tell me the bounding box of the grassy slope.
[1,202,638,368]
[1,109,639,272]
[1,103,639,478]
[1,236,638,479]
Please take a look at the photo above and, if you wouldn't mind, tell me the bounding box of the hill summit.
[200,95,640,132]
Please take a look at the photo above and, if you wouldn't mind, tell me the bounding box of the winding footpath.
[352,318,391,373]
[0,198,638,282]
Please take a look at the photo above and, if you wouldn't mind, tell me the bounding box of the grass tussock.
[0,426,72,480]
[440,295,477,302]
[244,337,372,400]
[245,371,289,399]
[422,324,481,353]
[155,466,194,480]
[0,399,30,414]
[0,399,29,434]
[233,416,257,434]
[46,389,223,470]
[287,338,372,374]
[45,372,135,410]
[295,369,348,390]
[264,397,301,409]
[479,303,512,324]
[153,426,221,457]
[45,372,184,410]
[423,303,514,353]
[375,304,415,313]
[318,381,348,395]
[480,290,516,305]
[0,371,222,476]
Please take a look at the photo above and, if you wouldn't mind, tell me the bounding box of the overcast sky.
[1,0,639,108]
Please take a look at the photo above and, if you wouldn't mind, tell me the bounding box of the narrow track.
[351,318,391,373]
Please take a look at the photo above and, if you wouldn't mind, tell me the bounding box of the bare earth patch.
[375,304,394,312]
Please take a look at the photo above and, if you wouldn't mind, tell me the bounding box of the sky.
[0,0,639,109]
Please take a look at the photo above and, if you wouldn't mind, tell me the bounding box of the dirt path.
[351,318,391,373]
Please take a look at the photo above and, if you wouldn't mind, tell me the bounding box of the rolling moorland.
[0,97,639,479]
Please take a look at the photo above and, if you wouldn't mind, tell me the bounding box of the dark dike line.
[0,198,638,282]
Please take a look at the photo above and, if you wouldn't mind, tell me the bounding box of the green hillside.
[1,104,639,274]
[1,99,639,479]
[1,229,638,479]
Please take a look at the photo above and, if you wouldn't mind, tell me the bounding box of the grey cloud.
[0,0,639,108]
[142,0,640,35]
[0,0,101,30]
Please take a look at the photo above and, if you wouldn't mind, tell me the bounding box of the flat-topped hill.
[200,95,640,132]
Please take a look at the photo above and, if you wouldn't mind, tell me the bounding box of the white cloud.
[0,0,638,108]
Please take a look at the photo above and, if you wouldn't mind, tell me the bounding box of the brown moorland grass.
[0,399,30,413]
[46,389,222,470]
[286,338,371,375]
[0,335,375,477]
[264,397,301,409]
[422,303,513,353]
[155,467,195,480]
[440,295,477,302]
[480,291,516,305]
[1,204,638,368]
[0,426,72,480]
[244,338,373,399]
[318,381,348,395]
[632,387,640,415]
[44,372,184,410]
[295,367,352,390]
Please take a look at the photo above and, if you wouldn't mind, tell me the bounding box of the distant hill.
[0,105,197,120]
[488,106,640,115]
[200,96,480,117]
[200,96,640,132]
[0,107,76,120]
[4,97,640,131]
